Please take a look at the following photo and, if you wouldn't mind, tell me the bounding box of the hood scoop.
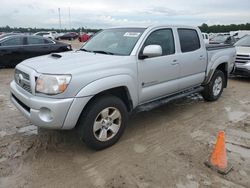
[51,53,62,58]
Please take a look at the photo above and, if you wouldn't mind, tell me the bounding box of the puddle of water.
[176,175,199,188]
[239,100,250,105]
[227,111,247,122]
[133,144,147,153]
[18,125,38,136]
[190,130,210,141]
[224,107,231,112]
[0,131,7,137]
[0,157,8,163]
[227,143,250,158]
[227,129,250,140]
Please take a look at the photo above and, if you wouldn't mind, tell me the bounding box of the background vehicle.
[78,33,91,42]
[58,32,79,40]
[202,33,209,44]
[34,31,60,40]
[233,35,250,77]
[0,33,20,39]
[10,25,236,150]
[0,35,71,68]
[231,30,250,40]
[209,35,236,45]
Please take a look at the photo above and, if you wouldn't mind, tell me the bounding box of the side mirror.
[140,45,162,59]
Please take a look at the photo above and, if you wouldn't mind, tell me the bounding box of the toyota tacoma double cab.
[10,25,236,150]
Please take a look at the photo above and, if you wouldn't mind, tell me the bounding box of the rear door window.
[27,37,45,45]
[178,29,200,53]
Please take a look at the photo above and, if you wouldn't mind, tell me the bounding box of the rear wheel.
[202,70,225,101]
[78,95,128,150]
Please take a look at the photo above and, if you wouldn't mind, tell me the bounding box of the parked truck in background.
[233,35,250,77]
[10,25,236,150]
[202,33,209,44]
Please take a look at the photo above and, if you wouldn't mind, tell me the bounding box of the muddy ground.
[0,54,250,187]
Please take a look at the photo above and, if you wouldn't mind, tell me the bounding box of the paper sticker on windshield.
[124,32,141,37]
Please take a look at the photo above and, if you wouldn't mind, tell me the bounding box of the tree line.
[199,23,250,33]
[0,26,100,34]
[1,23,250,34]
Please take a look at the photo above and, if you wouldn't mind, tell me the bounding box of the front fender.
[76,75,138,107]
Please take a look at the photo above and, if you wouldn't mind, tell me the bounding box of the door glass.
[178,29,200,52]
[44,39,54,44]
[27,37,45,45]
[1,37,23,46]
[142,29,175,56]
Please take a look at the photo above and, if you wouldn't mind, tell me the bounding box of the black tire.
[78,95,128,150]
[202,70,225,101]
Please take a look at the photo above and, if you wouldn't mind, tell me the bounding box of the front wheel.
[78,95,128,150]
[202,70,226,101]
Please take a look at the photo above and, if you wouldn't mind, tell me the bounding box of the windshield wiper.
[79,49,114,55]
[79,48,91,52]
[92,50,114,55]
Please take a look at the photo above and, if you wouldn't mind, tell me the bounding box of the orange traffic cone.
[205,131,232,174]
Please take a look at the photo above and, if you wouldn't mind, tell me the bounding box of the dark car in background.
[0,35,72,68]
[0,33,20,39]
[58,32,79,40]
[209,35,236,45]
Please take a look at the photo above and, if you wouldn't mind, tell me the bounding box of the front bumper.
[10,81,91,130]
[233,63,250,77]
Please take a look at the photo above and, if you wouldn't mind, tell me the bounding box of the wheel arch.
[84,86,134,112]
[204,61,229,88]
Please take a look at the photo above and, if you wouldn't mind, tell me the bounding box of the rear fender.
[204,56,229,85]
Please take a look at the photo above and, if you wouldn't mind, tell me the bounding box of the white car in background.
[34,31,60,40]
[233,35,250,77]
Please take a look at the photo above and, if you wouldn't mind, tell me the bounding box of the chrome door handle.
[171,60,179,65]
[199,55,205,60]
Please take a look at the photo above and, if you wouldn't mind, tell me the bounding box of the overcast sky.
[0,0,249,29]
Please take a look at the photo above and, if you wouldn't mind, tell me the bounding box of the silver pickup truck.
[10,25,236,150]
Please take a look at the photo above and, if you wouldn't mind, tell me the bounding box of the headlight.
[36,74,71,95]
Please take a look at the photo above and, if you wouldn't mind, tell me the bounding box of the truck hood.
[21,51,129,74]
[235,46,250,55]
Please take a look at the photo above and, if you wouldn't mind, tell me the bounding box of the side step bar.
[135,86,204,112]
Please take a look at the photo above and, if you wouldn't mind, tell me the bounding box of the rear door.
[177,28,207,90]
[137,28,180,103]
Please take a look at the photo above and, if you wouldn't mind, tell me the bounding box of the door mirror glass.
[142,45,162,58]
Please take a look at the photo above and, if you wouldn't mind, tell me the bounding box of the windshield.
[82,28,146,56]
[234,35,250,47]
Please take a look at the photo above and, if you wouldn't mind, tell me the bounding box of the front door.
[23,36,51,59]
[137,28,180,104]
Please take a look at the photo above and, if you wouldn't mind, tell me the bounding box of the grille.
[14,69,32,93]
[235,54,250,64]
